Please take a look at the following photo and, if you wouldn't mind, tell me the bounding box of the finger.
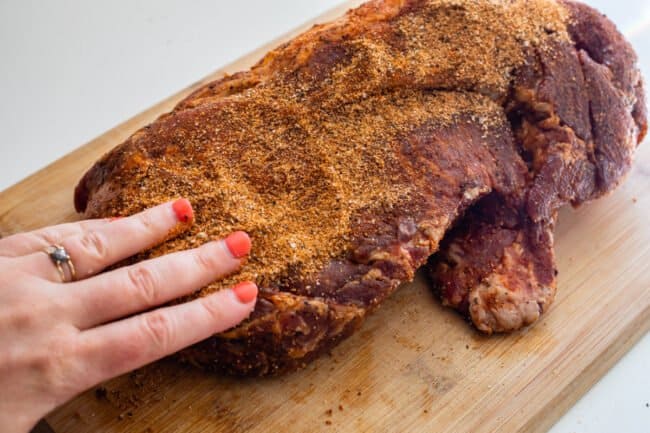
[13,251,74,283]
[65,198,195,280]
[69,233,251,328]
[77,283,257,387]
[0,219,113,257]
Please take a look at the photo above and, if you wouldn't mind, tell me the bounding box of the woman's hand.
[0,199,257,433]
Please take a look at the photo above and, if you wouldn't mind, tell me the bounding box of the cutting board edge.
[0,1,647,432]
[521,302,650,433]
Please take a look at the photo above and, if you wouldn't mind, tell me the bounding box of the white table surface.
[1,1,648,431]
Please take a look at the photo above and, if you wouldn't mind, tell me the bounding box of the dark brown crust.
[185,115,524,375]
[428,194,557,333]
[427,1,646,333]
[74,0,645,374]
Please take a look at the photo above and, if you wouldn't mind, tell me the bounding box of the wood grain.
[1,1,648,432]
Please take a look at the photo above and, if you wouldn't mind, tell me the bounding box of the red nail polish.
[233,281,258,303]
[172,198,194,223]
[225,231,251,258]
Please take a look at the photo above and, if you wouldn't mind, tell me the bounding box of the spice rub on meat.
[75,0,646,375]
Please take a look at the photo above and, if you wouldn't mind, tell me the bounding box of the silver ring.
[44,245,76,283]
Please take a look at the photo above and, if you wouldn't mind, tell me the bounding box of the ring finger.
[14,198,194,282]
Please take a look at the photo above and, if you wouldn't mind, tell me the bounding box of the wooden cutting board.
[2,2,649,432]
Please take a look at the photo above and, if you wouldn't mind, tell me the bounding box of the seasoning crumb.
[325,409,333,416]
[325,420,332,426]
[95,387,107,400]
[338,404,344,411]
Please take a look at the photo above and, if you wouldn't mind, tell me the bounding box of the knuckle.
[193,247,220,273]
[200,295,225,323]
[141,311,174,353]
[27,352,56,382]
[138,212,158,234]
[0,285,61,329]
[194,242,233,274]
[11,308,37,330]
[30,332,80,394]
[127,265,159,307]
[78,230,109,263]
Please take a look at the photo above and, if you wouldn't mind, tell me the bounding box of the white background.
[1,1,648,431]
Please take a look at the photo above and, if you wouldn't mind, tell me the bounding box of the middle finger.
[67,233,250,329]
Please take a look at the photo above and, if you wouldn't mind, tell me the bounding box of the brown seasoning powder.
[90,0,569,295]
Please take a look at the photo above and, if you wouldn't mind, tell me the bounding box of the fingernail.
[233,281,258,303]
[225,231,251,258]
[172,198,194,223]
